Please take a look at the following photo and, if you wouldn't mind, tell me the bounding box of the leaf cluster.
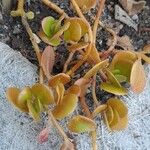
[8,0,150,149]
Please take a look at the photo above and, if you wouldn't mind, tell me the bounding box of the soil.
[0,0,150,102]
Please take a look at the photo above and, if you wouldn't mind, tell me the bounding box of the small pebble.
[13,25,21,34]
[132,14,139,23]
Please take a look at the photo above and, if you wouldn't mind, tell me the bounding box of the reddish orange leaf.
[130,59,146,93]
[41,46,55,78]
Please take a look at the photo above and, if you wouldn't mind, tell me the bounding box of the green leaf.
[42,16,56,37]
[27,98,41,121]
[109,51,137,82]
[68,115,96,133]
[115,74,127,83]
[38,30,61,46]
[31,83,54,105]
[100,83,128,95]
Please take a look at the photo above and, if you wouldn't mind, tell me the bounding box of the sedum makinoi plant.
[6,0,150,149]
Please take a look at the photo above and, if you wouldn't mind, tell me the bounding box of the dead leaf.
[117,35,134,50]
[130,58,146,93]
[119,0,146,15]
[41,46,55,79]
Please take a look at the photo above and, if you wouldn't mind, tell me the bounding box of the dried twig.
[42,0,68,18]
[93,0,106,43]
[63,52,75,73]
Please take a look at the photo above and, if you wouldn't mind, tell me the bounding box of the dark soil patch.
[0,0,150,102]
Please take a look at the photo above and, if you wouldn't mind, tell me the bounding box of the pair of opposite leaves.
[39,16,89,46]
[110,51,146,94]
[68,98,128,133]
[6,81,80,121]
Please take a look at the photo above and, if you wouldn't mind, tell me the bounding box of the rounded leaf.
[105,106,114,125]
[110,115,128,131]
[27,98,41,121]
[68,115,96,133]
[42,16,56,37]
[64,21,81,42]
[18,87,32,111]
[143,44,150,54]
[87,45,101,64]
[41,46,55,78]
[65,18,89,36]
[109,51,137,81]
[130,59,146,93]
[109,108,120,130]
[105,68,121,87]
[38,30,61,46]
[6,87,28,112]
[52,94,78,120]
[65,85,81,96]
[55,83,65,104]
[106,98,128,118]
[49,73,70,87]
[26,11,35,20]
[115,74,127,83]
[31,83,54,105]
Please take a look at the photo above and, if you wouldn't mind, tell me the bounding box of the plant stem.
[63,52,75,73]
[93,0,106,43]
[92,75,99,106]
[21,16,41,62]
[42,0,68,18]
[66,43,92,76]
[48,110,69,141]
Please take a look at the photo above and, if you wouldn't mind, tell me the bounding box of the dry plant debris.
[119,0,146,15]
[5,0,150,149]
